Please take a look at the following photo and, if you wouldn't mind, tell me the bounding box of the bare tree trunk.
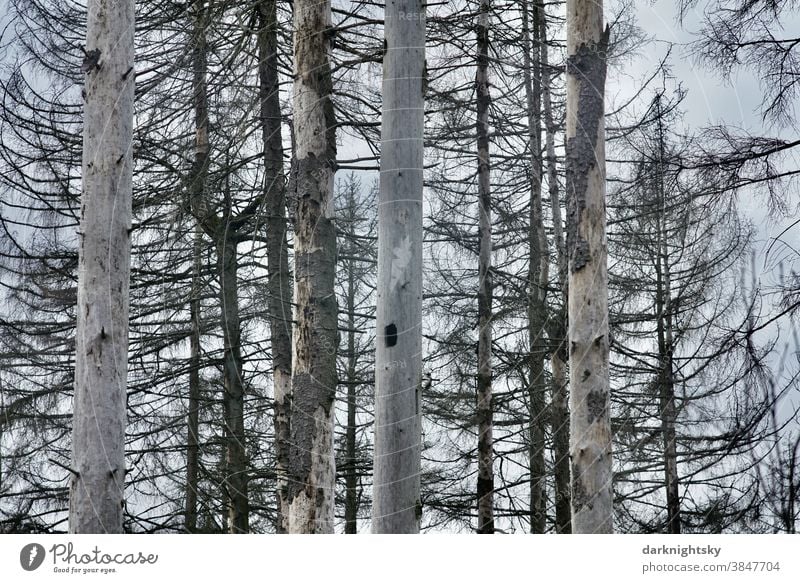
[787,436,800,534]
[185,227,202,533]
[523,0,548,534]
[217,234,248,533]
[185,0,210,532]
[654,97,680,534]
[288,0,338,534]
[186,0,249,534]
[551,348,571,532]
[540,3,571,534]
[656,246,680,534]
[565,0,613,534]
[257,0,293,533]
[372,0,425,534]
[344,184,359,534]
[475,0,494,536]
[69,0,135,534]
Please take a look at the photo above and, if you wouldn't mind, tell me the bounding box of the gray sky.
[624,1,800,419]
[633,0,763,130]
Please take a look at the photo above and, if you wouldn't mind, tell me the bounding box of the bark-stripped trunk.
[475,0,494,535]
[288,0,338,534]
[540,4,572,534]
[565,0,613,534]
[373,0,425,534]
[185,227,202,532]
[654,98,680,534]
[69,0,134,534]
[218,235,248,533]
[257,0,293,533]
[522,0,548,534]
[344,186,359,534]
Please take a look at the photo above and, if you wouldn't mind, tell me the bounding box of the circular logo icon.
[20,543,46,571]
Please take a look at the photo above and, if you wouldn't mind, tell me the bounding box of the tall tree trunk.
[257,0,293,534]
[186,0,214,533]
[373,0,425,534]
[475,0,495,536]
[185,226,203,533]
[540,3,572,534]
[185,0,211,532]
[288,0,338,534]
[656,239,680,534]
[654,96,680,534]
[522,0,548,534]
[344,184,359,534]
[565,0,613,534]
[186,0,249,534]
[69,0,135,534]
[217,233,248,533]
[786,437,800,533]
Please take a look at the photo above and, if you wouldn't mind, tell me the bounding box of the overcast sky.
[628,1,800,287]
[632,0,763,130]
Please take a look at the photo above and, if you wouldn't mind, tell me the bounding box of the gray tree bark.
[475,0,494,536]
[257,0,293,534]
[653,96,680,534]
[523,0,549,534]
[185,226,202,533]
[287,0,338,534]
[69,0,135,534]
[372,0,425,534]
[217,232,248,533]
[656,222,680,534]
[565,0,613,534]
[187,0,248,533]
[344,182,359,535]
[540,3,572,534]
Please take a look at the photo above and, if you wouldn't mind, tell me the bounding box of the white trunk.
[288,0,338,534]
[69,0,135,534]
[373,0,425,534]
[565,0,613,533]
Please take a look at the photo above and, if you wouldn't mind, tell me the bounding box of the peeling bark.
[288,0,338,534]
[566,0,613,534]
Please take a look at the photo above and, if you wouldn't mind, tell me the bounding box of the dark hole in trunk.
[385,323,397,347]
